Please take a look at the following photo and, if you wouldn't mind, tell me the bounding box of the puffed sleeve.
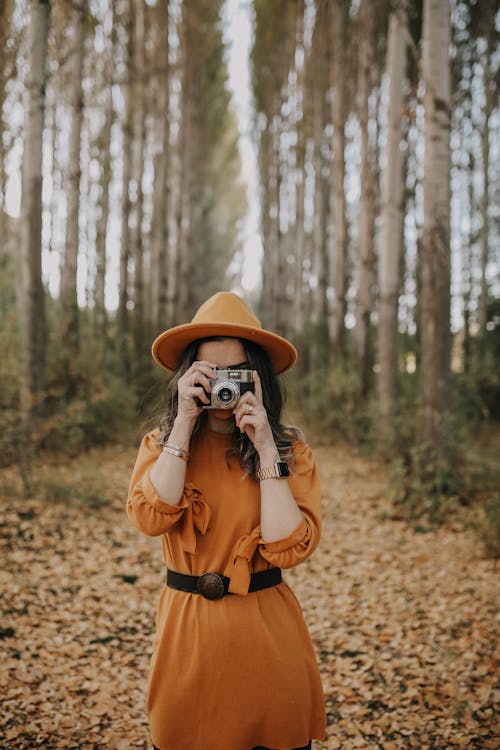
[224,441,322,595]
[259,441,322,569]
[126,431,211,546]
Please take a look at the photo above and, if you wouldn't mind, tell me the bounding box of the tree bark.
[378,5,407,434]
[478,25,494,343]
[94,6,116,342]
[419,0,451,450]
[60,0,85,382]
[118,0,134,373]
[131,0,146,363]
[150,0,170,333]
[328,0,347,363]
[19,0,51,416]
[354,0,376,395]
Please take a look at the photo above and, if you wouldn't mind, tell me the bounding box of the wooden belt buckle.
[197,572,225,600]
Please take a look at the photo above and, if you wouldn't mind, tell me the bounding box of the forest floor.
[0,439,499,750]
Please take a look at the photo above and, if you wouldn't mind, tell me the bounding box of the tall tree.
[150,0,171,333]
[251,0,299,334]
[475,0,498,345]
[328,0,348,363]
[354,0,377,394]
[60,0,85,383]
[175,0,243,322]
[309,0,330,330]
[118,0,134,373]
[0,0,14,261]
[378,3,407,434]
[419,0,451,449]
[94,4,117,343]
[19,0,51,416]
[130,0,147,364]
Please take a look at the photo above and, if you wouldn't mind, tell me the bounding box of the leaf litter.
[0,443,498,749]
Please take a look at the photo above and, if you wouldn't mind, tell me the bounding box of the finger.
[190,372,213,392]
[252,370,263,404]
[181,386,209,405]
[189,361,217,378]
[234,399,255,425]
[238,414,256,434]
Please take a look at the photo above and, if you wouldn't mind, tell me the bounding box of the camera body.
[202,368,255,409]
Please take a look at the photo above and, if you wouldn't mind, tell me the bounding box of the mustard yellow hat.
[152,291,297,374]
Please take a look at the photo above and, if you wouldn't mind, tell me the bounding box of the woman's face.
[196,338,248,426]
[197,338,247,370]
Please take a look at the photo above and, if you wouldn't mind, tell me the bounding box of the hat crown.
[191,292,262,330]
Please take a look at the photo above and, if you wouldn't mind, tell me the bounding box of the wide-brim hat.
[152,291,297,374]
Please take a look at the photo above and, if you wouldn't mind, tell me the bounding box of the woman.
[127,291,326,750]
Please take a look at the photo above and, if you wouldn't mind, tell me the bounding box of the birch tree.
[19,0,51,416]
[420,0,451,450]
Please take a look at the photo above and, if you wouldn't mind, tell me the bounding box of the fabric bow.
[180,484,211,554]
[223,525,262,595]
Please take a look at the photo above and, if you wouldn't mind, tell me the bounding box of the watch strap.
[257,461,290,481]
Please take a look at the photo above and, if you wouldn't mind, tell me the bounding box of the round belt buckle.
[197,572,225,600]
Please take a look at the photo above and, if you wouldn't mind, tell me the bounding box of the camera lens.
[212,380,238,408]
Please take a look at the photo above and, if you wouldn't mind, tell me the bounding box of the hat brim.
[152,322,297,374]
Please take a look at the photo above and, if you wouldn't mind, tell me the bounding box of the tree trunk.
[150,0,170,333]
[118,1,134,373]
[478,25,494,343]
[19,0,51,417]
[419,0,451,450]
[94,6,116,342]
[60,1,85,385]
[293,4,306,340]
[259,125,273,327]
[131,0,146,363]
[354,0,376,395]
[378,5,407,434]
[328,0,347,363]
[273,111,287,337]
[310,5,329,327]
[0,0,13,262]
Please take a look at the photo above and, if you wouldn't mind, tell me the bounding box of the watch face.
[276,462,290,478]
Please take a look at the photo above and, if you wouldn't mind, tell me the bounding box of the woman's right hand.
[176,360,217,423]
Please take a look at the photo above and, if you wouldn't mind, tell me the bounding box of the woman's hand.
[234,371,278,460]
[176,360,216,423]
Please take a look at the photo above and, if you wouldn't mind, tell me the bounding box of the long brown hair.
[158,337,302,479]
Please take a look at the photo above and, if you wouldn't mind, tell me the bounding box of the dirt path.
[1,442,498,749]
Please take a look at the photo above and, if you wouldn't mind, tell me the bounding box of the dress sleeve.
[259,441,322,569]
[126,431,211,547]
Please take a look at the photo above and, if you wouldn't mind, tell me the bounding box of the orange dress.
[127,427,326,750]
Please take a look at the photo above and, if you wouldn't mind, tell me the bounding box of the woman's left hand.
[233,371,277,458]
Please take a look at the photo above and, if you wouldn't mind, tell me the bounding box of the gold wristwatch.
[257,461,290,481]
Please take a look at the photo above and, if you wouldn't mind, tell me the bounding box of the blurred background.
[0,0,499,524]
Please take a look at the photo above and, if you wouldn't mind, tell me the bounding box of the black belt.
[166,567,282,600]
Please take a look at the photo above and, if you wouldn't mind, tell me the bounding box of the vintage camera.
[202,368,255,409]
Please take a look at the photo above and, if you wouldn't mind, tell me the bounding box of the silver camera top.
[203,368,254,409]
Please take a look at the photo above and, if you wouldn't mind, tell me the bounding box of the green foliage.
[37,478,109,508]
[37,376,138,456]
[388,441,465,523]
[477,496,500,560]
[286,363,375,446]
